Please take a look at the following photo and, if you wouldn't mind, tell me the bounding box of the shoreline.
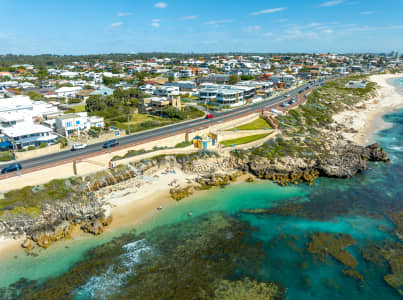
[333,74,403,146]
[0,73,401,257]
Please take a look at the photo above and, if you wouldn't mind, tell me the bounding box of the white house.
[138,84,156,94]
[55,86,82,98]
[2,124,58,149]
[154,86,180,97]
[55,112,104,136]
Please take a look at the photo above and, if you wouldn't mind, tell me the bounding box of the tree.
[168,74,175,82]
[229,74,240,85]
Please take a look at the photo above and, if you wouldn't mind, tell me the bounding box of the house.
[55,112,104,136]
[164,81,196,92]
[89,87,114,97]
[199,84,245,107]
[2,124,58,149]
[77,89,95,101]
[138,96,182,115]
[138,84,156,94]
[179,69,193,78]
[154,86,180,97]
[55,86,82,98]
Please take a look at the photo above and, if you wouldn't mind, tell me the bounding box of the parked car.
[205,114,214,119]
[1,163,22,174]
[71,143,88,151]
[289,98,296,104]
[103,139,119,148]
[280,102,289,107]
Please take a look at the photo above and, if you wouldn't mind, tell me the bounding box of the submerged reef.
[0,213,284,300]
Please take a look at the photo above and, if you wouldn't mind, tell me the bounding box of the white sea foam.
[74,239,152,299]
[389,145,403,152]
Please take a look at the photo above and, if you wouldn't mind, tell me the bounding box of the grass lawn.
[64,105,86,114]
[220,133,269,148]
[0,151,13,162]
[227,118,272,131]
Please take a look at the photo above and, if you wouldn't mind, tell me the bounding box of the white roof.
[3,124,53,137]
[56,86,82,93]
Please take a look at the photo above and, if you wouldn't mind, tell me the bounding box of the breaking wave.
[74,239,152,300]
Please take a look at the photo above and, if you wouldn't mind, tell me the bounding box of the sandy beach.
[333,74,403,145]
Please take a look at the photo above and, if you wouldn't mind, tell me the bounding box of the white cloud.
[117,12,132,17]
[154,2,167,8]
[180,15,198,20]
[264,32,274,37]
[276,29,319,41]
[307,22,322,27]
[345,24,403,32]
[250,7,287,16]
[152,19,160,22]
[320,0,344,7]
[0,33,8,39]
[275,18,289,23]
[244,25,261,33]
[205,19,233,25]
[110,22,123,27]
[360,11,375,15]
[322,29,334,33]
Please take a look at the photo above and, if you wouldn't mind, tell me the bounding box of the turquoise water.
[0,80,402,299]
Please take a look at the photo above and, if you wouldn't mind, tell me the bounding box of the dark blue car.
[1,163,22,174]
[103,139,119,148]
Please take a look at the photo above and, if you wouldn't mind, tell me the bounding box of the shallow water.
[0,83,402,299]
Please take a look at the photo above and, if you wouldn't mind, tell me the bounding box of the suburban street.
[12,79,330,172]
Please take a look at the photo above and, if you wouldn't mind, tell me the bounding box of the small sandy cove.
[333,74,403,145]
[1,74,402,257]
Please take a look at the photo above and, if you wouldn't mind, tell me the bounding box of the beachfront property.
[1,124,58,149]
[138,96,182,115]
[199,84,246,107]
[55,112,104,137]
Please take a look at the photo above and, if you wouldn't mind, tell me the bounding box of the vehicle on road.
[103,139,119,148]
[1,162,22,174]
[289,98,296,104]
[205,114,214,119]
[284,93,290,98]
[280,102,289,107]
[71,143,88,151]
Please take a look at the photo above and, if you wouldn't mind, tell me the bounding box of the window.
[76,120,80,125]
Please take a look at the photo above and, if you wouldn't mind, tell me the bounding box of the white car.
[71,143,88,151]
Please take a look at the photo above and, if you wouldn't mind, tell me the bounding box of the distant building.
[138,96,182,115]
[89,87,114,97]
[164,81,196,92]
[154,86,180,97]
[55,86,82,98]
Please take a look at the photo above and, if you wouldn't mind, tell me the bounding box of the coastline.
[0,73,401,257]
[333,73,403,146]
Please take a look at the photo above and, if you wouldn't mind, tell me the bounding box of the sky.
[0,0,402,54]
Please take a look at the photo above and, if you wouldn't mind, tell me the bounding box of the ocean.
[0,78,402,299]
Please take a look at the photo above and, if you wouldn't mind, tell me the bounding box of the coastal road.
[0,76,337,179]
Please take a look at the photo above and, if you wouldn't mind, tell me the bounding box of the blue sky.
[0,0,402,54]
